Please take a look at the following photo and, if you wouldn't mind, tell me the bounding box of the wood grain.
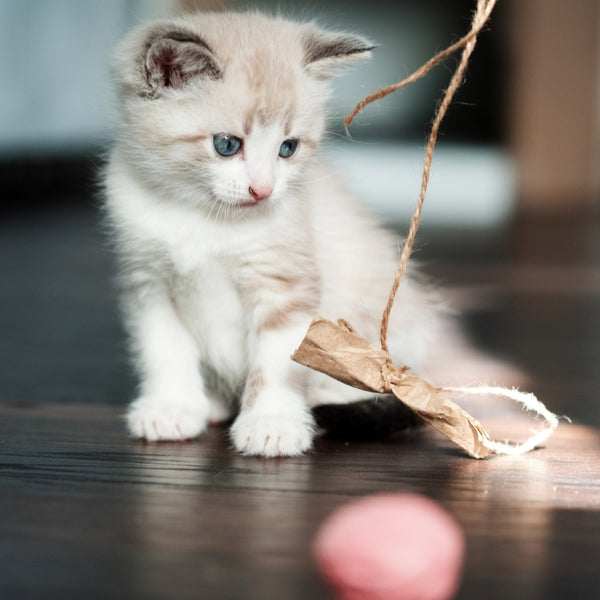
[1,206,600,599]
[1,400,599,600]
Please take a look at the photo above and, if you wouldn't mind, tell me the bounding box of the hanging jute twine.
[292,0,559,458]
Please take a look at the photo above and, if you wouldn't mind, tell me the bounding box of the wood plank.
[1,401,599,599]
[2,205,599,599]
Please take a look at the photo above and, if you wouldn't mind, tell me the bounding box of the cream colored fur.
[104,11,455,456]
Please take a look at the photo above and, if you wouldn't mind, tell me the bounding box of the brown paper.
[291,318,496,458]
[290,1,560,459]
[389,375,493,458]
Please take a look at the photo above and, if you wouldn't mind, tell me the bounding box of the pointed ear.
[139,27,222,98]
[303,28,374,80]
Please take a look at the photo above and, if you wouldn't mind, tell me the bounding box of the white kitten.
[104,11,454,457]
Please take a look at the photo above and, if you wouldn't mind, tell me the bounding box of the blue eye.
[213,134,242,157]
[279,139,298,159]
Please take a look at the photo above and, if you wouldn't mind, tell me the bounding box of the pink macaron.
[313,493,465,600]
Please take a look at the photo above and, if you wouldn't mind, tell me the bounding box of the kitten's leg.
[230,318,316,457]
[125,292,210,441]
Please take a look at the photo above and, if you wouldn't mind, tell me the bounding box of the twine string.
[334,0,560,456]
[343,0,497,130]
[441,385,561,455]
[344,0,498,354]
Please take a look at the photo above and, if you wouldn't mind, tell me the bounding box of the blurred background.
[0,0,599,420]
[1,0,598,220]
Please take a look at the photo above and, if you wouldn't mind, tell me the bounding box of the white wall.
[0,0,174,156]
[0,0,516,226]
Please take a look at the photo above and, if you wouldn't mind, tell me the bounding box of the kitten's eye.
[213,134,242,157]
[279,139,298,159]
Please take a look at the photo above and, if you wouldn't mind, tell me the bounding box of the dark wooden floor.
[1,199,600,599]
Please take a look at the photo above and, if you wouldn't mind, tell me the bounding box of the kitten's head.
[112,12,372,218]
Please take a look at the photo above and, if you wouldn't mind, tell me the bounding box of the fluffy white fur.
[104,11,458,457]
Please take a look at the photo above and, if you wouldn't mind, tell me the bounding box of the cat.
[104,11,465,457]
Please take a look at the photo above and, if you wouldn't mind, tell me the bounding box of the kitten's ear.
[115,24,222,98]
[144,29,222,96]
[303,28,374,80]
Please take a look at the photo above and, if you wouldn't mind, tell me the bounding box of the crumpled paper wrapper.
[292,318,556,459]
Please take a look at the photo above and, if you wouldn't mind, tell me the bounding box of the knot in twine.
[292,0,560,459]
[380,357,407,391]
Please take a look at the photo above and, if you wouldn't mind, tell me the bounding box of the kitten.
[104,11,455,457]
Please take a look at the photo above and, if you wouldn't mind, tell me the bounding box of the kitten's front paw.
[230,410,315,457]
[126,396,209,442]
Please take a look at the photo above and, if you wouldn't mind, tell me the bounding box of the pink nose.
[249,185,272,201]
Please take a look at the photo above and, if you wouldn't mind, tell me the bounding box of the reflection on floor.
[1,200,599,600]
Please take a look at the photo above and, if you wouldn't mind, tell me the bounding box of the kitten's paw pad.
[230,412,315,457]
[126,397,208,442]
